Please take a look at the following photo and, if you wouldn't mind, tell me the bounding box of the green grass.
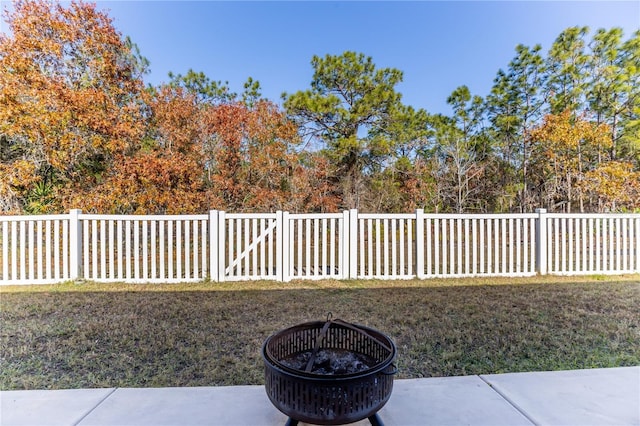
[1,275,639,390]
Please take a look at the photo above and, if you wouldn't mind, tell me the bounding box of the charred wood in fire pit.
[280,349,377,375]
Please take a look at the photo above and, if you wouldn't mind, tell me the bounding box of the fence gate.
[220,213,279,281]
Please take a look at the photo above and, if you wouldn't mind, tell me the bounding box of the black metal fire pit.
[262,314,397,426]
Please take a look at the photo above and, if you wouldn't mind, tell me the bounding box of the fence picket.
[24,221,31,281]
[399,219,405,276]
[93,220,99,280]
[408,217,414,277]
[150,220,156,280]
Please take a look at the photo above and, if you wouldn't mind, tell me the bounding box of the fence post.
[277,211,290,282]
[349,209,358,279]
[342,210,350,279]
[276,211,282,282]
[535,208,548,275]
[415,209,425,279]
[217,211,226,282]
[209,210,218,282]
[69,209,82,281]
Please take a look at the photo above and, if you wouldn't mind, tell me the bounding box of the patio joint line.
[478,375,539,426]
[73,387,119,426]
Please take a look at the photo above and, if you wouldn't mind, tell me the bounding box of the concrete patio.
[2,367,639,426]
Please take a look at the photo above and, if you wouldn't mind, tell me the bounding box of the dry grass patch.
[1,275,639,390]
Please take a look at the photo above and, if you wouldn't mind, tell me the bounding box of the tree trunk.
[566,172,572,213]
[578,143,584,213]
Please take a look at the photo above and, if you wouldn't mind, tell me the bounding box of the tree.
[207,100,302,212]
[586,28,640,160]
[73,84,210,214]
[546,26,590,114]
[580,161,640,212]
[167,69,236,104]
[80,82,302,214]
[80,150,208,214]
[425,87,488,213]
[486,44,546,212]
[283,51,426,209]
[0,0,146,213]
[364,103,432,212]
[287,152,340,213]
[529,110,611,212]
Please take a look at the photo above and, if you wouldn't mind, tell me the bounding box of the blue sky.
[3,1,639,115]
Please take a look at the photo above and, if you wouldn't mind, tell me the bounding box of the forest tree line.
[1,0,639,215]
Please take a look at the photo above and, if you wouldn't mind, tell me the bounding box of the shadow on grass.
[1,282,639,390]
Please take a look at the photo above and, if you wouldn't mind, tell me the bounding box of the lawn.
[1,275,639,390]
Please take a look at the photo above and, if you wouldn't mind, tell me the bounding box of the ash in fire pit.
[281,349,377,375]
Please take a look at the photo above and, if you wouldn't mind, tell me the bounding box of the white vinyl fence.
[1,209,639,285]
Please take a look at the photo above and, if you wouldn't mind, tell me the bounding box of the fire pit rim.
[262,319,397,380]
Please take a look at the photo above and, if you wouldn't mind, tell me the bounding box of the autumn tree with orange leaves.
[79,80,330,214]
[0,0,147,213]
[78,85,211,214]
[0,1,316,215]
[581,161,640,212]
[528,110,612,212]
[202,98,338,213]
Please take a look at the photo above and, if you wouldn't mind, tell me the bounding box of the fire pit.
[262,314,397,426]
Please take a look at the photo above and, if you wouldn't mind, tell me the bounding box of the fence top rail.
[224,213,278,219]
[358,213,416,220]
[423,213,539,219]
[545,213,640,219]
[3,211,639,223]
[288,213,344,220]
[0,214,70,222]
[79,214,209,221]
